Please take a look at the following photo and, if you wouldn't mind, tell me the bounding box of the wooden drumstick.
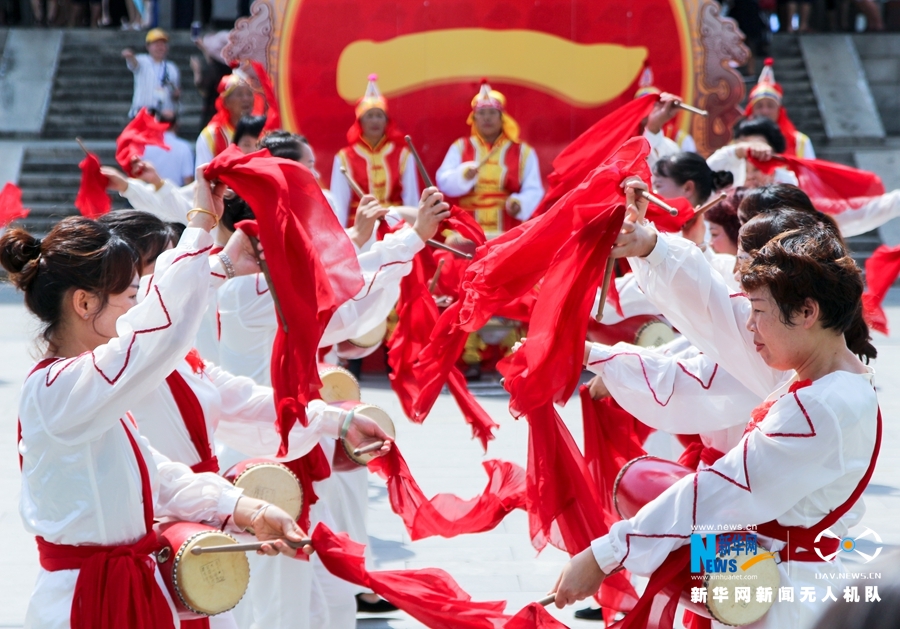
[537,593,557,606]
[428,239,473,260]
[339,165,367,198]
[190,538,313,555]
[475,144,499,170]
[596,258,616,321]
[638,190,679,216]
[248,236,288,334]
[428,259,446,294]
[404,135,435,188]
[675,101,708,117]
[693,192,728,217]
[352,441,386,457]
[75,137,90,156]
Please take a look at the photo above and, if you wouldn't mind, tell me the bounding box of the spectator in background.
[143,109,195,186]
[29,0,58,25]
[779,0,813,32]
[122,29,181,118]
[67,0,101,26]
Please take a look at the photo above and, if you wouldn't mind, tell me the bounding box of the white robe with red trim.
[18,228,244,629]
[589,233,877,629]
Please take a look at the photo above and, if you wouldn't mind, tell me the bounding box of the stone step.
[18,173,84,187]
[21,188,83,202]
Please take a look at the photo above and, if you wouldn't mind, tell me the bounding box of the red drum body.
[318,362,361,403]
[154,521,249,619]
[330,401,396,472]
[587,315,676,348]
[613,455,693,520]
[335,320,388,360]
[223,459,304,524]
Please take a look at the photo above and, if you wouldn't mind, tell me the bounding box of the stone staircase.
[17,143,127,234]
[43,29,203,141]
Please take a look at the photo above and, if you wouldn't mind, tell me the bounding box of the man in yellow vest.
[436,80,544,238]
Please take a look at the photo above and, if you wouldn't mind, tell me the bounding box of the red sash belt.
[190,457,221,474]
[166,367,219,475]
[676,440,725,471]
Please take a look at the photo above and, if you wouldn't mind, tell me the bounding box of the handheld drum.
[613,456,780,626]
[587,315,676,349]
[223,459,303,526]
[155,521,250,619]
[330,401,396,472]
[318,363,360,404]
[335,320,388,360]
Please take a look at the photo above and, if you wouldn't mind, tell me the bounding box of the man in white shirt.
[122,28,180,118]
[143,110,195,186]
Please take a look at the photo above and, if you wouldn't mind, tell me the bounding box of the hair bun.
[0,228,42,289]
[711,170,734,191]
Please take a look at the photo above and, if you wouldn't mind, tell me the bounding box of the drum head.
[343,404,396,466]
[705,548,780,626]
[349,320,388,349]
[177,531,250,616]
[634,319,676,348]
[232,463,303,521]
[318,366,361,404]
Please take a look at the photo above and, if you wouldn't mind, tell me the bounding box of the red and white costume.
[589,233,878,628]
[19,228,246,629]
[328,75,419,228]
[436,82,544,236]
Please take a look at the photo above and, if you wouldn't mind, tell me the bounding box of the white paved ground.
[0,286,898,628]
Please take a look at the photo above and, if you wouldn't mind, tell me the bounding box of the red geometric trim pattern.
[255,272,269,296]
[588,352,718,407]
[350,259,411,302]
[91,284,173,385]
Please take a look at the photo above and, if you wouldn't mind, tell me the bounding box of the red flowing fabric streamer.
[206,147,363,528]
[863,243,900,335]
[525,402,638,619]
[387,248,498,448]
[116,108,170,176]
[750,155,884,211]
[500,205,625,416]
[75,153,111,218]
[368,446,526,540]
[0,183,29,227]
[415,139,651,421]
[250,60,282,132]
[579,388,648,528]
[533,94,659,218]
[311,523,567,629]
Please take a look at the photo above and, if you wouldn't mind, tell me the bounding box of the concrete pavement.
[0,285,898,628]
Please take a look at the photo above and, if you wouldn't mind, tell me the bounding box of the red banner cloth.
[368,446,526,541]
[75,153,111,218]
[250,61,282,132]
[116,108,170,176]
[310,523,568,629]
[533,94,659,218]
[0,183,29,227]
[386,248,498,448]
[863,243,900,335]
[206,147,363,528]
[750,155,884,211]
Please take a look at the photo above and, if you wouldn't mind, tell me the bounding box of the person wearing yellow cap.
[194,73,256,169]
[329,74,420,229]
[436,80,544,237]
[744,58,815,159]
[122,29,180,119]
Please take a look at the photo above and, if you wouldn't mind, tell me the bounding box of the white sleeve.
[801,135,816,160]
[509,148,544,221]
[122,179,190,224]
[586,342,762,434]
[436,143,476,197]
[706,145,746,187]
[629,233,785,399]
[151,443,243,526]
[592,273,663,325]
[203,364,343,460]
[591,389,847,575]
[195,135,213,171]
[329,155,351,228]
[320,226,425,346]
[29,229,216,445]
[643,129,680,171]
[679,134,697,154]
[401,153,420,207]
[830,190,900,238]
